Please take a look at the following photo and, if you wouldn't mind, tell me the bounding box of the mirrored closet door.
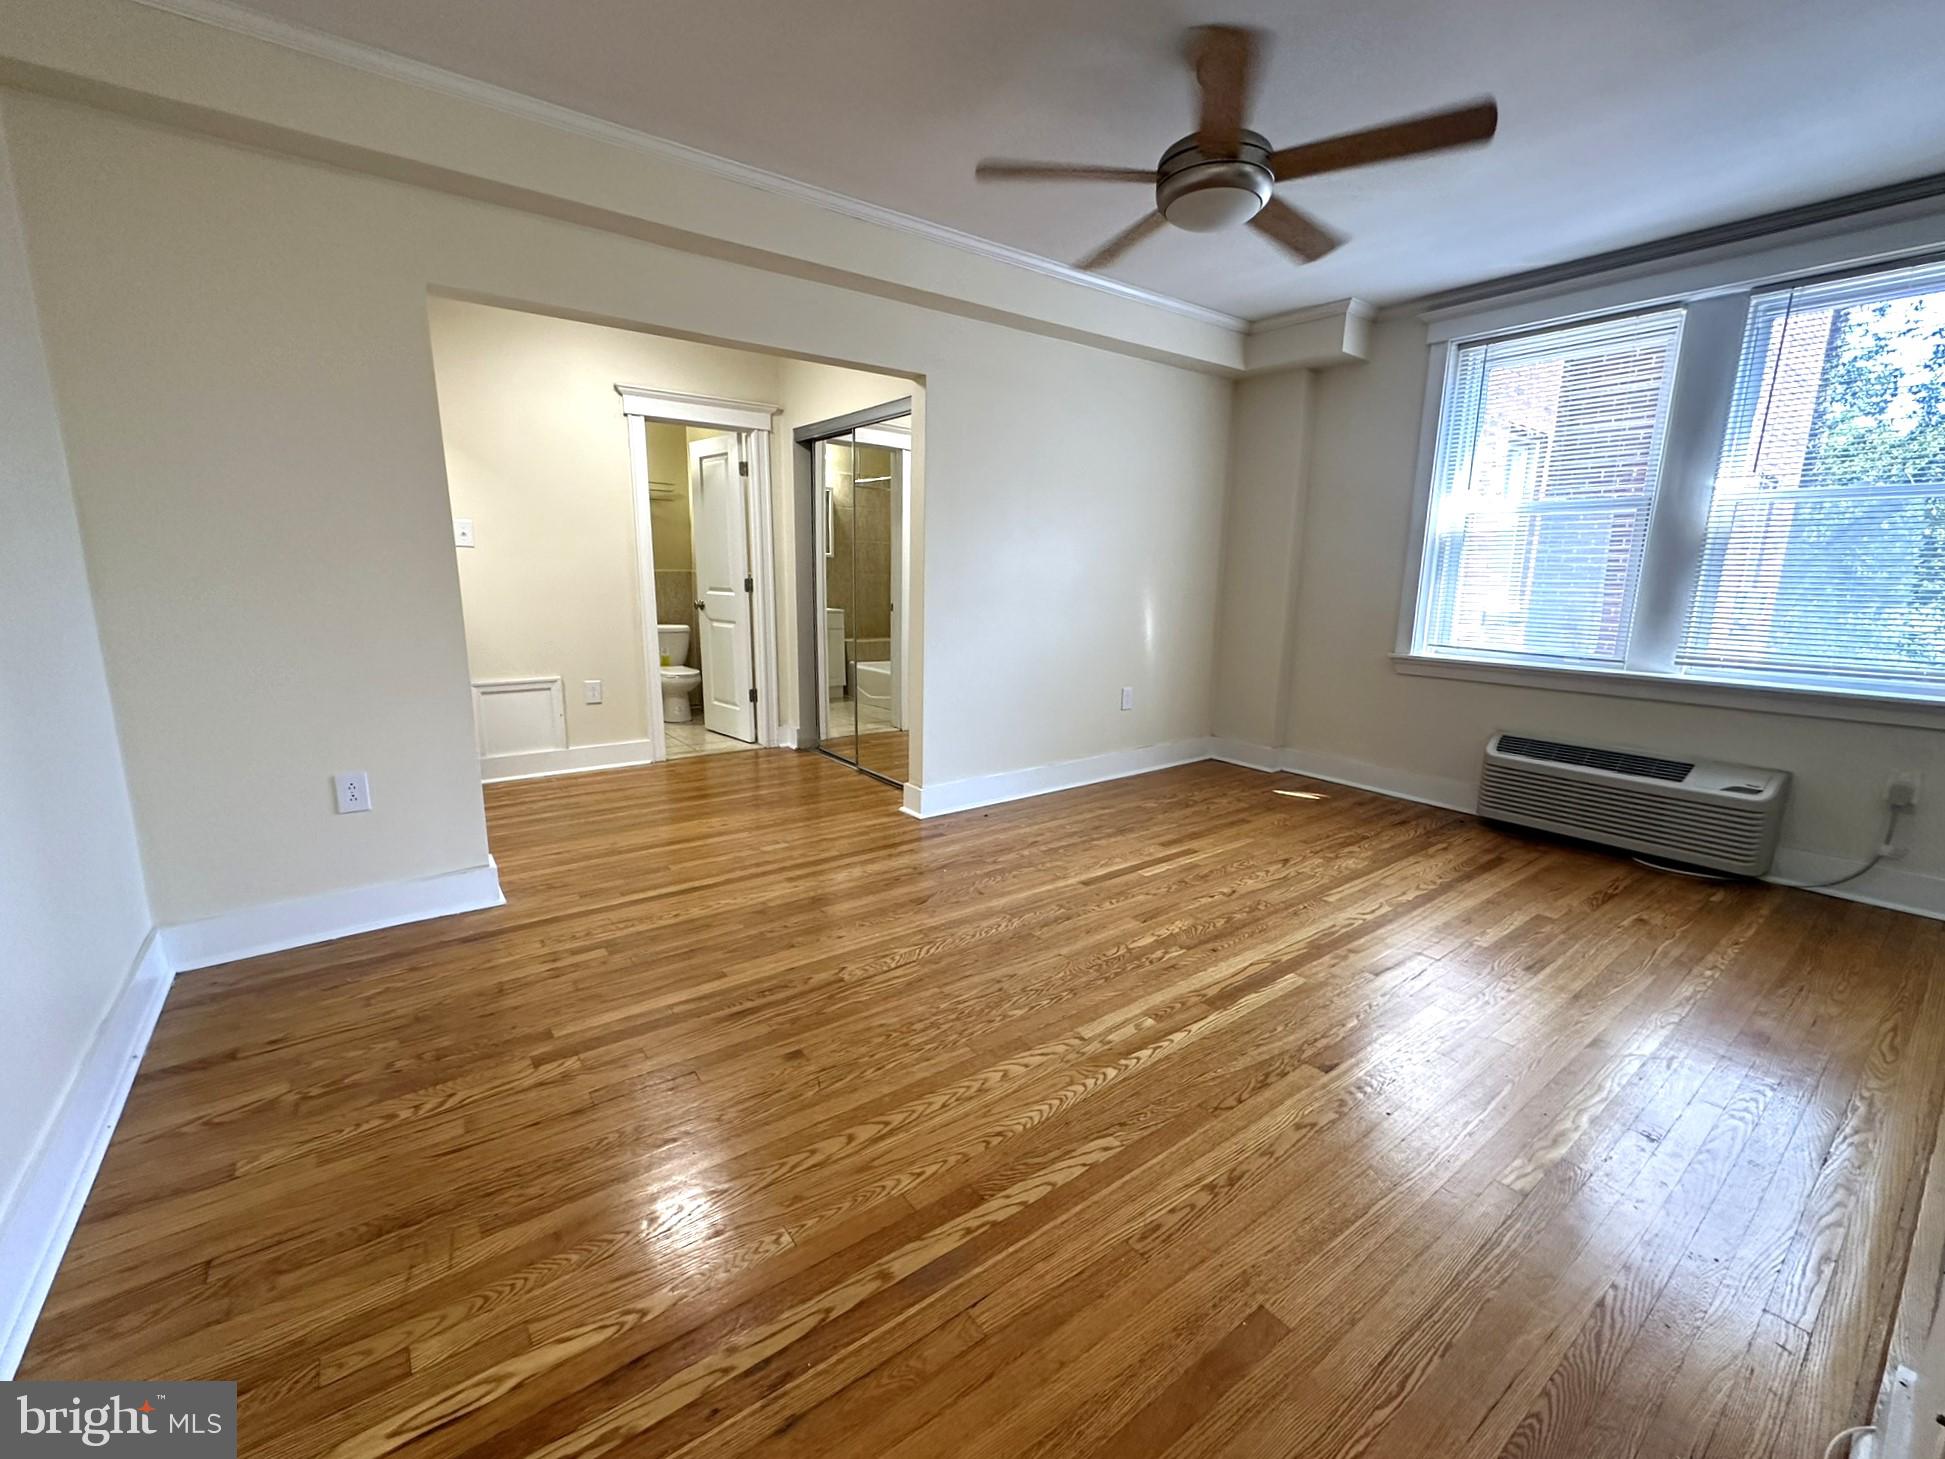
[803,399,911,785]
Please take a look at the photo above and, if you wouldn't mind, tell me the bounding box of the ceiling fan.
[975,26,1498,272]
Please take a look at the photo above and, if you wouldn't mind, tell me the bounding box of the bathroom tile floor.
[827,692,900,736]
[663,719,757,758]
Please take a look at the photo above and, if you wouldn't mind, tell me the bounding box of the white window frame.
[1392,212,1945,732]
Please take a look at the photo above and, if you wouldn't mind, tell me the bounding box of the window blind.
[1678,260,1945,695]
[1416,310,1685,667]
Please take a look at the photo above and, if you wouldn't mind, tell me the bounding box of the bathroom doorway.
[620,388,780,762]
[798,398,912,786]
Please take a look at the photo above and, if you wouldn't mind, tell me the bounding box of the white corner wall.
[1282,313,1944,915]
[0,104,152,1269]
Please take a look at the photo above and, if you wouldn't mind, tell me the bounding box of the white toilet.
[657,624,701,723]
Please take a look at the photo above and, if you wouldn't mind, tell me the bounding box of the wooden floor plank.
[21,752,1943,1459]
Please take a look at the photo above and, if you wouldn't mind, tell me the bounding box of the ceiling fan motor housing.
[1156,130,1275,231]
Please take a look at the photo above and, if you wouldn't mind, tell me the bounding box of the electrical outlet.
[583,679,603,705]
[453,517,475,548]
[1887,771,1922,809]
[334,771,372,814]
[1120,686,1135,711]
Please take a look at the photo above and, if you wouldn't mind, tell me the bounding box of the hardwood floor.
[24,752,1945,1458]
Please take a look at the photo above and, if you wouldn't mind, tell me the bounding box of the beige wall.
[0,110,151,1212]
[5,90,1230,918]
[1213,369,1312,750]
[1286,313,1944,903]
[429,298,781,749]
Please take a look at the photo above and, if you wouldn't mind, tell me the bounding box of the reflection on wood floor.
[23,753,1945,1459]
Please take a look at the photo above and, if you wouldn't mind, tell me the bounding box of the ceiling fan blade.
[1078,212,1167,271]
[1250,197,1341,263]
[1268,98,1499,181]
[976,160,1159,183]
[1188,25,1259,157]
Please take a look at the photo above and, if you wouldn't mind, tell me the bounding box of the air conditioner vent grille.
[1479,766,1768,857]
[1496,734,1693,782]
[1478,735,1788,876]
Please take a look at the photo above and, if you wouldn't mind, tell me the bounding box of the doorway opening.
[797,399,913,786]
[426,295,916,789]
[637,423,759,759]
[622,392,778,764]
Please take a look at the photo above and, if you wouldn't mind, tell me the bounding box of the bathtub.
[855,659,893,705]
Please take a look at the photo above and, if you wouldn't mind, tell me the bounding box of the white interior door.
[689,433,756,742]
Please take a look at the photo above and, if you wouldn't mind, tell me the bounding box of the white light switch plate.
[1120,687,1134,711]
[453,517,475,548]
[583,679,603,704]
[334,771,372,813]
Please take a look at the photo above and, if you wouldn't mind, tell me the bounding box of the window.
[1679,265,1945,694]
[1416,311,1684,667]
[1409,256,1945,707]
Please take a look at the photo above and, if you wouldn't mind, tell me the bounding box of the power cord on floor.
[1823,1423,1875,1459]
[1770,804,1907,891]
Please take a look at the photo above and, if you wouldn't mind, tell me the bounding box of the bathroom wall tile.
[653,570,699,667]
[855,566,892,638]
[826,549,853,618]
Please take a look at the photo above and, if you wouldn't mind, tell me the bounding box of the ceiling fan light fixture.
[1160,170,1272,231]
[1155,131,1274,233]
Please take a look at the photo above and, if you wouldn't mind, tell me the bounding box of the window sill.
[1389,654,1945,731]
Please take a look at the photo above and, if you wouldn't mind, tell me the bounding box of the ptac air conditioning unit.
[1478,733,1789,876]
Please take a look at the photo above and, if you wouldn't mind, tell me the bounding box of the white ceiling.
[204,0,1945,321]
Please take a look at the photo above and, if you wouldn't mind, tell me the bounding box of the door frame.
[618,385,781,762]
[791,396,913,783]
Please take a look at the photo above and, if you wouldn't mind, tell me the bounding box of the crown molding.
[127,0,1247,335]
[1245,298,1375,334]
[1399,175,1945,319]
[1241,297,1374,372]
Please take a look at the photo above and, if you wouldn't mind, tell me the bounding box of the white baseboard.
[160,857,505,971]
[774,724,800,750]
[0,930,173,1377]
[1211,738,1478,811]
[1767,847,1945,921]
[902,738,1215,819]
[481,739,656,784]
[1275,748,1478,816]
[1206,737,1285,773]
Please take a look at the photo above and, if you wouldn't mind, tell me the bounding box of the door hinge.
[738,460,750,477]
[748,687,758,704]
[744,575,754,593]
